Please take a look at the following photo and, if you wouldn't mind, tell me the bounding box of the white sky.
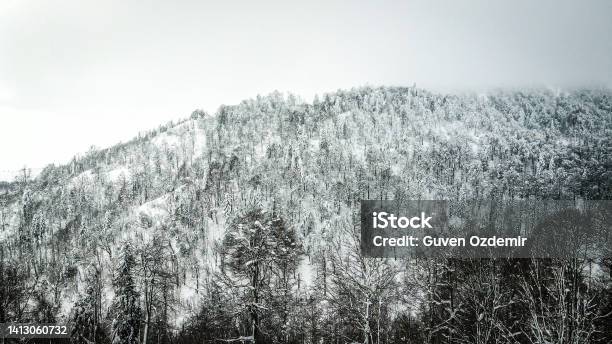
[1,0,611,180]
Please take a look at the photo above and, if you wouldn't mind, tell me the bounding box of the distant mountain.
[1,87,611,343]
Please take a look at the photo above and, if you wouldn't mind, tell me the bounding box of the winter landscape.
[2,1,612,343]
[1,87,611,343]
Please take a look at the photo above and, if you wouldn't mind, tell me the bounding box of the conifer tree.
[111,244,142,344]
[71,281,104,344]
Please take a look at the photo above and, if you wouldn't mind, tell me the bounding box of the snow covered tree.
[137,236,177,344]
[0,247,29,322]
[219,208,301,343]
[322,215,400,344]
[71,284,104,344]
[111,244,142,344]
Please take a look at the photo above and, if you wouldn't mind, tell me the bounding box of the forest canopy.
[0,86,611,343]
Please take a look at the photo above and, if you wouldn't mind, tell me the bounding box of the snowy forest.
[1,86,611,343]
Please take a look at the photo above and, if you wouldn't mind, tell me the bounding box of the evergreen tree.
[71,284,104,344]
[111,244,142,344]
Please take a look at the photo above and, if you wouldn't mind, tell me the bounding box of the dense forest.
[1,86,611,343]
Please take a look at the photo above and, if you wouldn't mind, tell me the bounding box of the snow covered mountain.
[1,86,611,343]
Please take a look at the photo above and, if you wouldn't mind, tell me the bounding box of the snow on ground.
[391,163,402,176]
[202,209,227,271]
[151,119,207,160]
[107,166,131,182]
[309,138,320,152]
[152,131,182,150]
[351,143,366,162]
[178,285,199,312]
[337,111,351,122]
[583,260,608,280]
[136,194,171,223]
[192,122,207,158]
[69,169,94,188]
[468,130,481,153]
[297,257,315,289]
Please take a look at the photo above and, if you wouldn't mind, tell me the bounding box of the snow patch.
[107,166,131,182]
[69,169,94,188]
[297,257,315,289]
[137,195,171,224]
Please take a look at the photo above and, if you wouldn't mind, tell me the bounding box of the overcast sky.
[1,0,611,180]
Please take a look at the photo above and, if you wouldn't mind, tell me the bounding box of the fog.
[1,0,611,179]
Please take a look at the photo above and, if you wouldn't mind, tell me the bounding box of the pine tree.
[71,282,104,344]
[111,244,142,344]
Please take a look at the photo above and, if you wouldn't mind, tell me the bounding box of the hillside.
[1,86,611,343]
